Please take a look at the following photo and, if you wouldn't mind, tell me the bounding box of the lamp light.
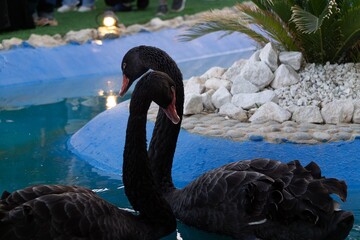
[97,11,125,39]
[102,11,118,27]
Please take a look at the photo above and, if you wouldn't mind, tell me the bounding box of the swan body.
[164,158,354,240]
[0,71,179,240]
[120,46,354,240]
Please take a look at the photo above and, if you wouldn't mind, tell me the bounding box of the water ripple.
[92,188,109,193]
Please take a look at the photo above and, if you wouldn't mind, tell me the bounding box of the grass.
[0,0,240,42]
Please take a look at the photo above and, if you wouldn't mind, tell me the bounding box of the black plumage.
[0,71,178,240]
[120,45,354,240]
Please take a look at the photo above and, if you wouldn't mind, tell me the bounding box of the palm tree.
[181,0,360,64]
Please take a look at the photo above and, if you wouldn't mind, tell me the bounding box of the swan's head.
[120,46,148,97]
[136,71,180,125]
[151,72,180,125]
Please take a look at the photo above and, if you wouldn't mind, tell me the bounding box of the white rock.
[249,49,261,61]
[219,103,248,121]
[271,64,300,89]
[201,90,216,111]
[64,29,98,44]
[184,76,205,95]
[2,37,23,49]
[279,51,303,70]
[27,34,66,48]
[146,17,167,31]
[211,86,232,109]
[231,76,259,95]
[201,66,226,79]
[239,61,274,90]
[166,16,185,28]
[184,93,203,115]
[222,59,247,82]
[249,102,291,123]
[352,100,360,123]
[124,24,144,34]
[232,90,278,110]
[321,100,354,124]
[285,104,298,113]
[259,42,279,71]
[205,78,231,91]
[292,106,323,123]
[149,17,164,26]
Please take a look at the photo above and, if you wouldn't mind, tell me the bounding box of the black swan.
[0,71,179,240]
[120,45,354,239]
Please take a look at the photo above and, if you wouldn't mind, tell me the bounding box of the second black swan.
[120,45,354,240]
[0,71,179,240]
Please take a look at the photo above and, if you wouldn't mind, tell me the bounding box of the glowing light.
[98,90,105,96]
[106,95,117,109]
[103,16,117,27]
[97,11,124,39]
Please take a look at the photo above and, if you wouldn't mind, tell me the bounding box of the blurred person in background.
[57,0,95,12]
[0,0,35,32]
[104,0,148,12]
[156,0,185,15]
[28,0,58,26]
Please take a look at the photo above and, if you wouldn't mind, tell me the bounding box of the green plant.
[181,0,360,63]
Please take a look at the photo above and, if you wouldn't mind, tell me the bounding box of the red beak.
[162,87,180,124]
[119,74,130,97]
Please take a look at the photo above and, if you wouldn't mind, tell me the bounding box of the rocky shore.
[148,106,360,144]
[2,11,359,144]
[0,14,201,50]
[148,42,360,144]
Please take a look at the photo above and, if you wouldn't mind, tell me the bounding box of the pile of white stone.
[183,42,360,124]
[0,14,200,50]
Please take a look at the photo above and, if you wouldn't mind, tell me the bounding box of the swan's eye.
[122,63,126,70]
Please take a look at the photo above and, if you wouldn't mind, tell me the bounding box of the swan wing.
[0,185,139,240]
[170,162,277,235]
[169,158,351,238]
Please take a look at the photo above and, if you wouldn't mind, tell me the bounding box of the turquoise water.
[0,79,231,239]
[0,73,359,239]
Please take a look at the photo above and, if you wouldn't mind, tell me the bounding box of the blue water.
[0,75,359,239]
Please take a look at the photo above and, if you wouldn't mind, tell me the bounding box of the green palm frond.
[306,0,329,16]
[179,8,270,45]
[251,0,274,10]
[270,0,295,23]
[349,41,360,62]
[179,0,360,63]
[290,3,330,34]
[238,4,298,51]
[333,2,360,62]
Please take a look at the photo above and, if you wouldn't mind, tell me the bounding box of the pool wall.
[69,101,360,190]
[0,28,256,87]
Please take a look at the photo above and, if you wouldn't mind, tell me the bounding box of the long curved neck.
[145,51,184,193]
[123,95,175,234]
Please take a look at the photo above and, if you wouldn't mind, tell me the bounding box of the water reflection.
[0,75,122,109]
[106,94,118,109]
[0,95,126,188]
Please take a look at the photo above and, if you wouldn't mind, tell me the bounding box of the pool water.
[0,73,359,239]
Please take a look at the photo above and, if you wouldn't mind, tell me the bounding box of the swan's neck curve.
[143,49,185,194]
[123,91,175,236]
